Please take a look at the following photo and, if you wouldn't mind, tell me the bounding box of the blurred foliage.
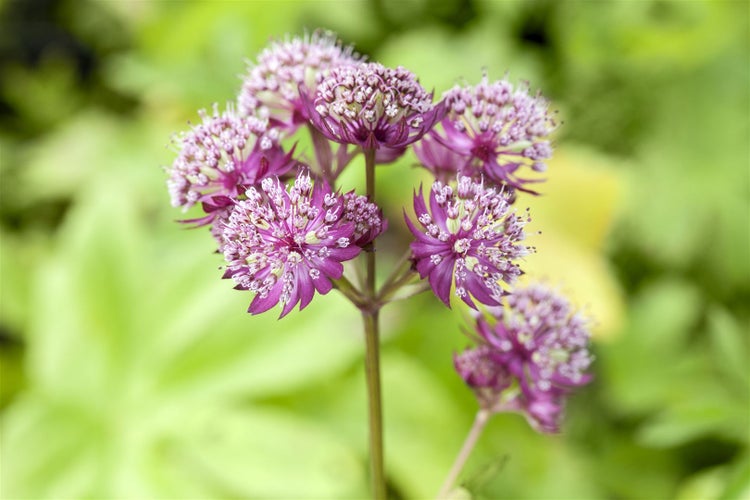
[1,0,748,499]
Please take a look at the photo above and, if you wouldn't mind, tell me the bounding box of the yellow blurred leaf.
[523,145,626,251]
[518,146,627,339]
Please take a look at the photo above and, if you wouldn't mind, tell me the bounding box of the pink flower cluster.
[304,62,445,151]
[165,30,591,434]
[414,76,556,193]
[406,175,531,309]
[167,32,391,317]
[454,284,593,432]
[222,171,381,317]
[238,31,362,132]
[167,104,295,223]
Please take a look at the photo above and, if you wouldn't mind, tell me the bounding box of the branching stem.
[436,409,491,499]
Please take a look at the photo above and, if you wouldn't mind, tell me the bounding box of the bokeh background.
[1,1,748,498]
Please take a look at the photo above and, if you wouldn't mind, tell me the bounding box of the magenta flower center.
[470,140,496,162]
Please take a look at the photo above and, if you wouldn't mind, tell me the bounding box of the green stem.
[307,123,334,184]
[333,144,358,179]
[436,409,491,499]
[363,308,385,500]
[363,147,386,500]
[332,275,366,308]
[378,250,413,296]
[377,255,420,304]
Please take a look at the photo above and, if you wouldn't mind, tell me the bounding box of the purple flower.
[167,104,295,226]
[239,31,361,132]
[520,391,566,433]
[304,62,446,151]
[416,76,556,193]
[342,191,388,247]
[405,175,532,310]
[220,171,384,317]
[455,283,594,433]
[454,345,513,408]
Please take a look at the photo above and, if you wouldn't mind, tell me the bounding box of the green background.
[1,1,748,498]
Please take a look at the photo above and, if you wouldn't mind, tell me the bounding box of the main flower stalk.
[362,147,386,500]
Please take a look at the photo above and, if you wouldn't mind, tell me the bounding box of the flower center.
[287,250,303,265]
[471,141,495,162]
[453,238,471,254]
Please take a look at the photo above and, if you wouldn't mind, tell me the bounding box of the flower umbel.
[342,191,388,247]
[455,283,594,432]
[406,175,532,310]
[418,76,556,193]
[305,62,446,151]
[220,170,384,317]
[167,104,295,225]
[162,29,582,498]
[239,31,361,132]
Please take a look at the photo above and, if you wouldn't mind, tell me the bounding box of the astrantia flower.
[342,191,387,247]
[167,104,295,225]
[239,31,361,132]
[454,345,512,408]
[417,76,556,193]
[405,175,532,310]
[305,62,446,151]
[220,171,384,317]
[455,283,594,432]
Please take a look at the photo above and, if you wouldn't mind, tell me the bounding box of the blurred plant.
[3,2,747,500]
[164,30,593,499]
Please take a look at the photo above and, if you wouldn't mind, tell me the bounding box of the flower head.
[455,283,594,432]
[405,175,532,309]
[305,62,445,150]
[420,76,556,193]
[342,191,388,247]
[454,345,513,408]
[167,104,295,225]
[239,31,361,132]
[220,171,383,317]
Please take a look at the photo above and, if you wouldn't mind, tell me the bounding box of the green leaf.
[380,352,469,499]
[155,292,364,402]
[556,1,746,72]
[0,396,101,499]
[720,454,750,500]
[0,229,49,337]
[601,279,703,414]
[708,307,750,391]
[168,406,366,498]
[637,390,748,447]
[619,48,749,274]
[676,466,728,500]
